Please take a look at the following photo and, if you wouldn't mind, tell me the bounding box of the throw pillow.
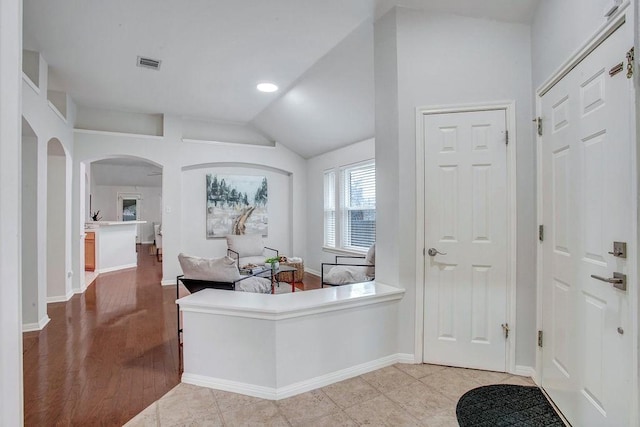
[365,243,375,278]
[226,234,264,257]
[178,253,241,282]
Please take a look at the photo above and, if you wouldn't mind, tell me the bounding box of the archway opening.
[81,156,163,286]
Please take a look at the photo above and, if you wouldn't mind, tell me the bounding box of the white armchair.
[321,243,375,287]
[225,234,278,269]
[153,223,162,262]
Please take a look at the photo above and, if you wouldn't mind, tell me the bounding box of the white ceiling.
[23,0,539,158]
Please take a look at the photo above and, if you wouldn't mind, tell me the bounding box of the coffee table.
[257,265,297,294]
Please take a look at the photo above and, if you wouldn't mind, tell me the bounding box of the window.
[324,160,375,252]
[323,170,336,247]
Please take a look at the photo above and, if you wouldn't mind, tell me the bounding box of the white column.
[0,0,25,425]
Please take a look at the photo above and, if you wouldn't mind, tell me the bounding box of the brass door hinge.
[538,330,543,348]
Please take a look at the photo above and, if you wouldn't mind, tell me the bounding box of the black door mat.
[456,384,565,426]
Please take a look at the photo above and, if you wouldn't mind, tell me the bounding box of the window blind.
[323,170,336,247]
[342,162,375,250]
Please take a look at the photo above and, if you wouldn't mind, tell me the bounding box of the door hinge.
[505,130,509,145]
[501,323,510,339]
[538,330,543,348]
[423,247,425,256]
[539,225,544,242]
[533,117,542,136]
[627,46,634,78]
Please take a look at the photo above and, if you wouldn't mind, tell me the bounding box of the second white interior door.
[422,108,508,372]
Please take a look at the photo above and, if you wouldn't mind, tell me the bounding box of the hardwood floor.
[23,246,320,426]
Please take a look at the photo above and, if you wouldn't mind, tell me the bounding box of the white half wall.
[305,138,375,272]
[374,8,535,367]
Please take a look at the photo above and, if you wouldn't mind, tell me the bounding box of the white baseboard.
[396,353,418,364]
[514,365,536,379]
[22,315,51,332]
[161,278,175,286]
[141,240,154,244]
[304,267,320,277]
[97,263,137,274]
[47,289,74,303]
[182,353,409,400]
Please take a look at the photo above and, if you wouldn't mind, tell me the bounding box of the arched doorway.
[47,138,71,302]
[80,156,163,285]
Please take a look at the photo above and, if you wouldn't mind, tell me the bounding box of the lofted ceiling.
[23,0,539,159]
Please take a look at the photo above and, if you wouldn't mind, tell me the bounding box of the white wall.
[73,114,307,286]
[22,50,75,316]
[305,138,375,273]
[22,135,40,325]
[76,106,163,136]
[374,8,536,366]
[531,0,623,88]
[91,185,162,243]
[0,0,24,423]
[47,149,69,301]
[181,165,291,259]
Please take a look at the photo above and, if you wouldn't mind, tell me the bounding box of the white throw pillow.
[226,234,264,257]
[178,253,241,282]
[324,266,370,285]
[365,243,375,278]
[236,276,271,293]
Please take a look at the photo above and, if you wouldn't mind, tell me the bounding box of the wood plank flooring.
[23,245,320,426]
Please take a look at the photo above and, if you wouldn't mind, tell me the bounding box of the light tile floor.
[125,363,535,426]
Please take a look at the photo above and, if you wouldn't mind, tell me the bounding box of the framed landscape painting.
[206,174,268,238]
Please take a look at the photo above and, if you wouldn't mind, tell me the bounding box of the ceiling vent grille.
[136,56,161,70]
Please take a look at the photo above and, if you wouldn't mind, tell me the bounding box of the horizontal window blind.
[323,170,336,247]
[342,162,375,250]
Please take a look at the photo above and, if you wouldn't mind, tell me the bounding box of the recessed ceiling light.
[257,83,278,93]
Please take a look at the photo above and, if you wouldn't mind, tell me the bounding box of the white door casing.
[539,17,634,426]
[422,108,509,372]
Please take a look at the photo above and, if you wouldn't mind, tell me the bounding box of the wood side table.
[278,260,304,282]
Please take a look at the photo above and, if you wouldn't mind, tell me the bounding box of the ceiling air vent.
[136,56,161,70]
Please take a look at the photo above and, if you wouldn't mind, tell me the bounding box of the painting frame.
[206,173,268,238]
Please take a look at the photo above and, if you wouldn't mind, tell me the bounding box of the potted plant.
[265,257,280,272]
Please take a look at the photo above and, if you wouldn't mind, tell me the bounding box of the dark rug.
[456,385,565,426]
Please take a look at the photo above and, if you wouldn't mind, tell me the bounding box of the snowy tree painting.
[206,174,268,238]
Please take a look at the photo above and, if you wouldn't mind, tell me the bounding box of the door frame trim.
[535,5,638,424]
[414,101,518,373]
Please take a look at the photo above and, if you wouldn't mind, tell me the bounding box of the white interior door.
[540,21,634,426]
[423,109,508,371]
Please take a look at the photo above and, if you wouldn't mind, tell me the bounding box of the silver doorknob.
[427,248,447,257]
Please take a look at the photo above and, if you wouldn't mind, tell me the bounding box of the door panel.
[540,20,633,426]
[423,109,508,372]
